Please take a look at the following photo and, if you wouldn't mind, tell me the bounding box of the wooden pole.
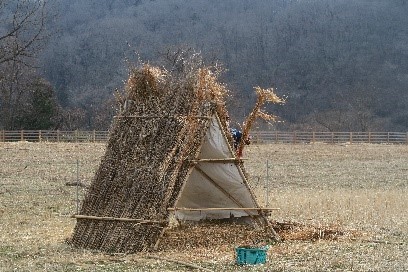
[114,115,212,119]
[146,255,214,272]
[189,158,246,163]
[266,159,270,207]
[76,159,80,215]
[72,214,166,224]
[168,207,280,211]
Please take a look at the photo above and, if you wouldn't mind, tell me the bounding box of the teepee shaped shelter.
[71,64,277,253]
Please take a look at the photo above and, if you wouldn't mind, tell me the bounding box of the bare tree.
[0,0,48,65]
[0,0,53,129]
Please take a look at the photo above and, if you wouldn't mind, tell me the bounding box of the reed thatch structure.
[70,61,277,253]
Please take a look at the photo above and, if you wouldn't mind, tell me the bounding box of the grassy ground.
[0,141,407,271]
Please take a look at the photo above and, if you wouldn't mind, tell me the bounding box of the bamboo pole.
[168,207,280,211]
[71,215,166,224]
[189,158,246,163]
[266,159,270,207]
[146,255,214,272]
[114,115,212,119]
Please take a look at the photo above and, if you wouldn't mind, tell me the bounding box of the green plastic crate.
[235,246,269,265]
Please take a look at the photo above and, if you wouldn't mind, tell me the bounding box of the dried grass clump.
[158,220,356,252]
[237,87,285,156]
[159,222,277,251]
[271,221,357,242]
[70,58,235,253]
[126,65,166,100]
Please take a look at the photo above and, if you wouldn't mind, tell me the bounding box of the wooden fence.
[251,131,408,144]
[0,130,109,143]
[0,130,407,144]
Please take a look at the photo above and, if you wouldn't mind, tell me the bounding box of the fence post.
[349,132,353,144]
[293,131,297,144]
[406,132,408,145]
[0,130,3,142]
[39,130,42,142]
[265,160,270,207]
[312,131,315,144]
[57,130,60,142]
[368,132,371,144]
[387,132,390,144]
[93,130,96,143]
[331,132,334,144]
[20,130,24,141]
[275,131,278,144]
[75,129,78,143]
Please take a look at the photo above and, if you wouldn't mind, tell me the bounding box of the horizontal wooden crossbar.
[114,115,212,119]
[72,214,167,224]
[189,158,247,163]
[168,207,280,212]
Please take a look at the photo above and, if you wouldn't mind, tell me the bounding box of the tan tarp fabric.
[175,115,258,220]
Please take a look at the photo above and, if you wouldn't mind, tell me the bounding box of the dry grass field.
[0,141,407,271]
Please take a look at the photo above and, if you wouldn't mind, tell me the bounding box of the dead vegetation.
[0,142,407,271]
[159,220,357,251]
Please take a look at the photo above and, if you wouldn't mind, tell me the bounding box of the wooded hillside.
[2,0,408,130]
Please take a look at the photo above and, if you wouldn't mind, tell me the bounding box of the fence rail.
[252,131,408,144]
[0,130,109,143]
[0,130,407,144]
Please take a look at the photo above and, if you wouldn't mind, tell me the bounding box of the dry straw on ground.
[1,142,407,271]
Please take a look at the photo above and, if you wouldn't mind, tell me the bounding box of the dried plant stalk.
[237,87,285,157]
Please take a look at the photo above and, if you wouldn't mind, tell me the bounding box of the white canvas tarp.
[175,115,259,221]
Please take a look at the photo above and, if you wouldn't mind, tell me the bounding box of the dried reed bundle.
[237,87,285,156]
